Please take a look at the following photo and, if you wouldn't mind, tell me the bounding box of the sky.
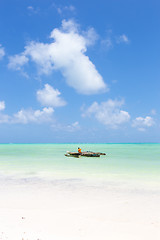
[0,0,160,143]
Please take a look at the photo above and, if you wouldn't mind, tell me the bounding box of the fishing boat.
[65,151,106,158]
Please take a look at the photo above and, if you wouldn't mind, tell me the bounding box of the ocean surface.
[0,144,160,189]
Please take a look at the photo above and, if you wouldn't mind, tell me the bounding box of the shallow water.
[0,144,160,185]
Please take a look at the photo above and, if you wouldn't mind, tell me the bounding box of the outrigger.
[65,151,106,158]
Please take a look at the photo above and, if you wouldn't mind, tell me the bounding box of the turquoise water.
[0,144,160,185]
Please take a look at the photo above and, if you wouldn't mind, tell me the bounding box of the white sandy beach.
[0,177,160,240]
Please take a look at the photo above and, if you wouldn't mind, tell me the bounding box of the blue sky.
[0,0,160,143]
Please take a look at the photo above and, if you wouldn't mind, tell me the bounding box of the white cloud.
[8,54,29,70]
[8,20,107,95]
[132,116,154,131]
[116,34,129,44]
[37,84,66,107]
[83,99,130,128]
[12,107,54,124]
[0,84,66,125]
[0,107,54,125]
[101,30,129,50]
[0,45,5,60]
[0,101,5,111]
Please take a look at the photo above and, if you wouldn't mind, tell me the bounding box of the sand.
[0,178,160,240]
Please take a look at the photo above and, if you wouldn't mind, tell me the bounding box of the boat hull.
[65,151,106,158]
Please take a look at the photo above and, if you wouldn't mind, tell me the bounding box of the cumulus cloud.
[8,54,29,70]
[83,99,130,128]
[0,106,54,124]
[37,84,66,107]
[116,34,129,44]
[0,101,5,111]
[0,106,55,125]
[12,107,54,124]
[0,84,67,125]
[0,45,5,60]
[132,116,154,131]
[8,19,107,95]
[0,96,55,124]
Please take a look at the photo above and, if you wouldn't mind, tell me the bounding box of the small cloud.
[82,99,130,128]
[37,84,67,108]
[8,54,29,70]
[12,107,54,124]
[0,44,5,60]
[0,106,54,125]
[132,116,154,131]
[116,34,129,44]
[0,98,55,125]
[0,101,5,111]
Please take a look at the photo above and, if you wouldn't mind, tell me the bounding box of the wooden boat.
[65,151,106,158]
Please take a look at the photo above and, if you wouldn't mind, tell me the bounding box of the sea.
[0,143,160,190]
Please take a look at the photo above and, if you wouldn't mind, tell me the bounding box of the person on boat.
[78,147,82,153]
